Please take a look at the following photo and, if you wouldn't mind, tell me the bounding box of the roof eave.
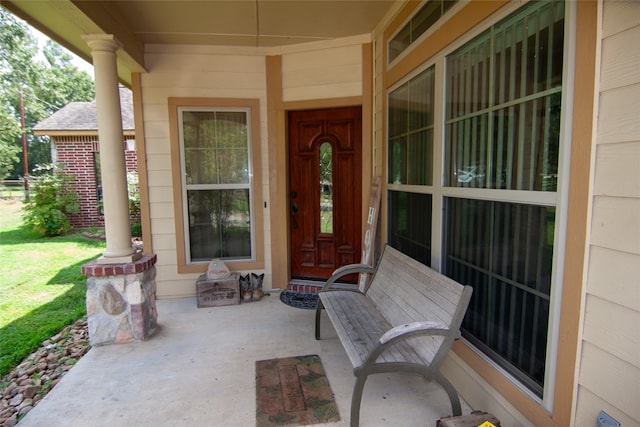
[34,130,135,137]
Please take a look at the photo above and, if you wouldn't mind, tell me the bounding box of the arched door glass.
[319,141,333,234]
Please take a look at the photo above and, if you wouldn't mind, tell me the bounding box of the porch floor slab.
[19,294,470,426]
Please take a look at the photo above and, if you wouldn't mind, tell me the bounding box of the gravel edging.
[0,318,90,426]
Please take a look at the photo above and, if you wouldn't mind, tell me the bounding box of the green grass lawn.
[0,199,105,376]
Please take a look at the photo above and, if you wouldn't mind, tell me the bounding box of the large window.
[388,190,432,266]
[178,107,254,262]
[388,65,436,265]
[444,0,564,397]
[388,66,435,187]
[386,0,565,400]
[445,199,555,395]
[445,1,564,192]
[388,0,458,63]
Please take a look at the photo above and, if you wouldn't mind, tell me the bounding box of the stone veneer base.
[82,253,158,346]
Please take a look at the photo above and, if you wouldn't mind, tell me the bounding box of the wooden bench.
[315,245,473,426]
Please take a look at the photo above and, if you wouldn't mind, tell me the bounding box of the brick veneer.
[286,282,323,294]
[82,253,157,277]
[55,135,137,229]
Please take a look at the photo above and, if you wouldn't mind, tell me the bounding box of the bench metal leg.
[315,298,324,340]
[433,371,462,416]
[350,374,368,427]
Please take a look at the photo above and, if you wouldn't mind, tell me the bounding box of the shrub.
[22,164,79,236]
[131,222,142,237]
[127,172,140,220]
[127,172,142,238]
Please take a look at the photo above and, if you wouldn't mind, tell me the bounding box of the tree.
[0,8,95,181]
[0,107,20,180]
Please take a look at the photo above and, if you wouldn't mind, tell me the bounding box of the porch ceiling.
[3,0,396,86]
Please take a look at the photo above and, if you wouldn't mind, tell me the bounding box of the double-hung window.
[387,0,566,401]
[177,107,254,263]
[388,66,435,265]
[445,0,564,398]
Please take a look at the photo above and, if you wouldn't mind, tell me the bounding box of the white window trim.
[542,0,576,412]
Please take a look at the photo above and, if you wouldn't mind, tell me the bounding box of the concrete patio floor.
[19,293,470,427]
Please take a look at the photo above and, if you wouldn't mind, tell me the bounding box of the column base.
[96,250,142,264]
[82,253,158,346]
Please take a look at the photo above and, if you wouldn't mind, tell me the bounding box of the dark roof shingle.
[34,87,134,132]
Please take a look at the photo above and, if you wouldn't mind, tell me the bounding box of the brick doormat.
[256,355,340,426]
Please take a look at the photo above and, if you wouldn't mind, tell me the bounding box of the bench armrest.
[379,321,452,345]
[356,321,459,371]
[322,264,377,291]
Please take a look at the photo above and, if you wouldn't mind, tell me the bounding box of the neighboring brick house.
[33,86,136,229]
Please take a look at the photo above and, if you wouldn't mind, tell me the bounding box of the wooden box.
[437,411,501,427]
[196,272,240,308]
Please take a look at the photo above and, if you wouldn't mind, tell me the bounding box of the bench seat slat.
[321,292,380,366]
[320,291,427,369]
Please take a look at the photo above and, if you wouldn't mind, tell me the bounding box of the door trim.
[266,44,373,289]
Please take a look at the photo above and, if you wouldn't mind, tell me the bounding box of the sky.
[29,23,95,78]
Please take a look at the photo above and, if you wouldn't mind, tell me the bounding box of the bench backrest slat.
[366,245,470,366]
[367,245,464,327]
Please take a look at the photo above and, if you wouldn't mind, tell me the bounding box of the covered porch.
[18,295,469,426]
[6,1,639,426]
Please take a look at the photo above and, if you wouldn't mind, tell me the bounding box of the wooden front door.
[288,107,362,280]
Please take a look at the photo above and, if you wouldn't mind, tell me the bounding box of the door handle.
[291,202,299,228]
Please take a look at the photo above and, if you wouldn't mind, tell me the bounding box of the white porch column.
[83,34,140,263]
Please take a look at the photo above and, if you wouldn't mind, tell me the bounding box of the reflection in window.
[445,198,555,396]
[188,189,251,261]
[388,190,432,266]
[179,108,253,261]
[442,0,565,398]
[183,111,249,185]
[389,0,457,63]
[319,141,333,234]
[444,0,564,191]
[388,66,435,186]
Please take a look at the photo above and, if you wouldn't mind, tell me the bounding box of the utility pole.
[19,87,29,196]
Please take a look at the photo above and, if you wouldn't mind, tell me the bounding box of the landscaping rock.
[3,414,18,427]
[0,317,89,425]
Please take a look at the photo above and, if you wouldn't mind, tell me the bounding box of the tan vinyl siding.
[597,85,640,145]
[599,25,640,91]
[575,386,640,427]
[594,142,640,197]
[576,1,640,426]
[582,296,640,368]
[282,44,362,101]
[587,246,640,310]
[140,48,268,298]
[140,38,371,298]
[577,342,640,423]
[590,197,640,254]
